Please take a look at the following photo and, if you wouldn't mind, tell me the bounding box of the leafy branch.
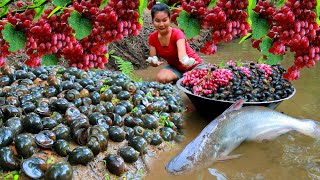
[112,55,143,82]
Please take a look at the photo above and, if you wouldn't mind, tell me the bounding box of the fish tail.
[297,119,320,139]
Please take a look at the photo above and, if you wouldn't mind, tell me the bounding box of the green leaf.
[259,37,272,55]
[104,45,111,59]
[207,0,217,9]
[238,32,252,44]
[165,121,174,128]
[105,53,109,60]
[33,0,44,3]
[41,54,58,66]
[13,174,19,180]
[0,0,12,8]
[46,157,55,164]
[247,0,256,25]
[251,13,269,40]
[267,52,283,65]
[33,5,46,21]
[1,23,26,52]
[52,0,72,7]
[138,0,148,25]
[3,171,19,180]
[132,77,143,82]
[145,91,152,98]
[169,2,180,10]
[177,11,200,40]
[28,0,47,8]
[236,59,243,66]
[47,6,62,18]
[259,37,283,65]
[99,0,110,9]
[3,174,13,180]
[67,10,93,40]
[0,5,9,18]
[276,0,286,9]
[100,85,110,93]
[257,56,265,64]
[316,0,320,26]
[218,61,226,68]
[108,49,115,55]
[104,173,110,180]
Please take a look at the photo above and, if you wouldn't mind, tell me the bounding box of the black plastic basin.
[176,78,296,120]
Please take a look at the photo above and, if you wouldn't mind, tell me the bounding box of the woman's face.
[152,11,171,34]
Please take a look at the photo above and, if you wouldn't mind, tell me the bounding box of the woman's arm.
[177,39,195,66]
[176,39,188,61]
[149,45,157,57]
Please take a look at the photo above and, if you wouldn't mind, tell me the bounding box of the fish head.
[165,142,225,175]
[165,147,197,175]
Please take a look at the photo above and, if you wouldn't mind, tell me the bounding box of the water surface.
[134,39,320,180]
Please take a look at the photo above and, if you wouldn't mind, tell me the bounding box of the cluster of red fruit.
[182,66,233,95]
[0,0,142,69]
[253,0,320,80]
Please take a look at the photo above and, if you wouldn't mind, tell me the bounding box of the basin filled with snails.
[177,61,296,120]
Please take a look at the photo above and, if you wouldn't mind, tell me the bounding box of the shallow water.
[134,39,320,180]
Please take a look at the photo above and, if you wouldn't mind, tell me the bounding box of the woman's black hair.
[151,2,171,19]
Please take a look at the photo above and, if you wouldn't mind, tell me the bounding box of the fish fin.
[223,99,245,114]
[216,154,243,162]
[208,168,228,180]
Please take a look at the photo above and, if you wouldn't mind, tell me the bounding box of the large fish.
[166,100,320,175]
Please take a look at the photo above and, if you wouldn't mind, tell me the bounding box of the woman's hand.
[147,56,163,67]
[181,56,195,67]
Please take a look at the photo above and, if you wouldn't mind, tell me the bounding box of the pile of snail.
[0,63,185,179]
